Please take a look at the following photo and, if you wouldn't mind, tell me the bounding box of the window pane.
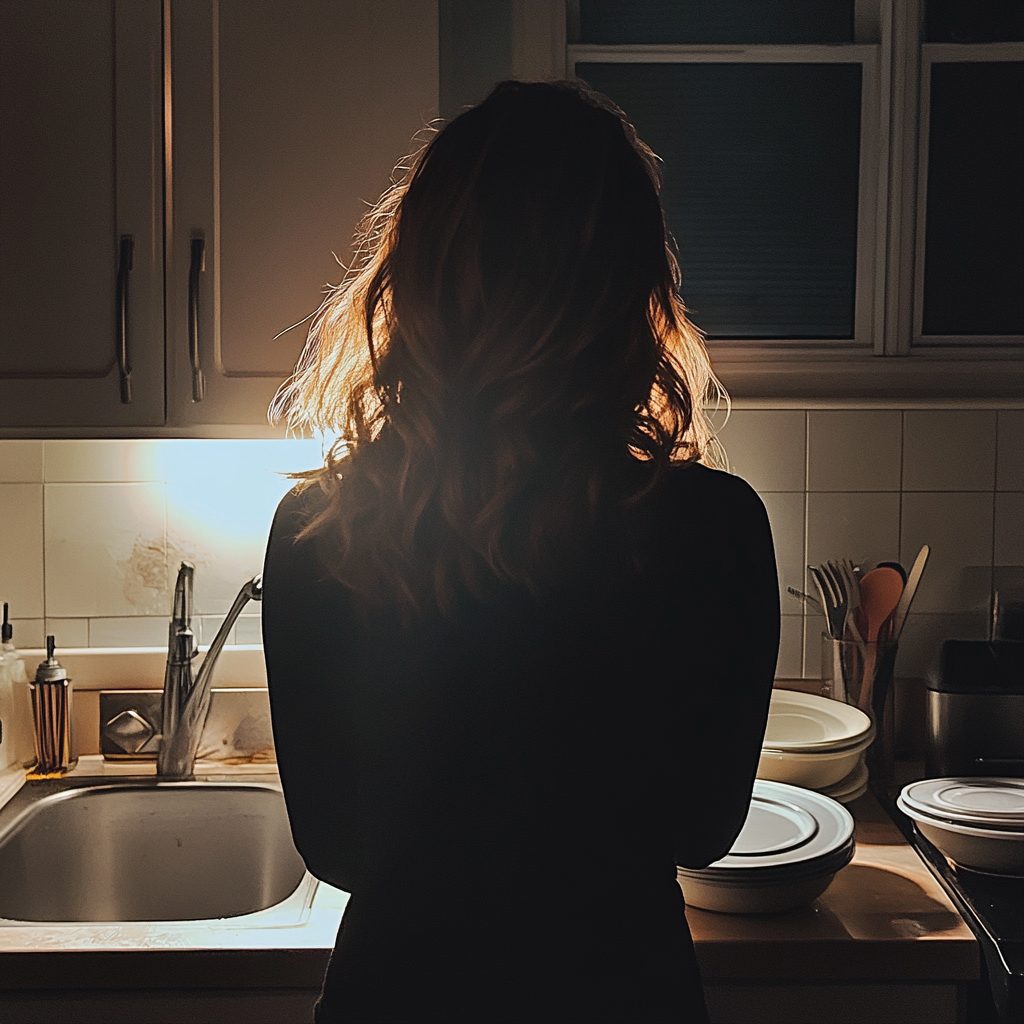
[925,0,1024,43]
[579,0,855,45]
[578,62,862,339]
[922,62,1024,336]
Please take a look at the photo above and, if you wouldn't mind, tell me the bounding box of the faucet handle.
[172,561,196,628]
[245,574,263,602]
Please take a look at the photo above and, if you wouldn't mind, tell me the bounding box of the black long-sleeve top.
[262,461,779,1023]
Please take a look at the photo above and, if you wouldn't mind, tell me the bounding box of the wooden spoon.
[854,566,904,713]
[858,566,905,643]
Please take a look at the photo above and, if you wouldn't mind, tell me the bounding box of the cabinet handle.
[188,236,206,402]
[116,236,134,404]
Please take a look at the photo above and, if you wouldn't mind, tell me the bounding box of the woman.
[263,81,779,1023]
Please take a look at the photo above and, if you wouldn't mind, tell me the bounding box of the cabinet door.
[0,0,164,430]
[167,0,439,427]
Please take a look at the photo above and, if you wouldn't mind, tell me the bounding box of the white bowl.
[678,870,838,915]
[818,754,869,804]
[678,781,855,914]
[763,690,873,752]
[757,734,873,790]
[898,793,1024,875]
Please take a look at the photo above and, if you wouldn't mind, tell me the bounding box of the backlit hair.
[272,80,725,615]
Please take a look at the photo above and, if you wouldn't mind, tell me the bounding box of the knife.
[891,544,929,641]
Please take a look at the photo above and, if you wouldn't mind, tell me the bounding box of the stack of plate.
[898,778,1024,875]
[678,779,855,913]
[757,690,874,801]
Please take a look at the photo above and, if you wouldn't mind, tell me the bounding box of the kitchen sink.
[0,779,308,923]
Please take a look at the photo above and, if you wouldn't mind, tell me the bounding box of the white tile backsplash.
[9,618,44,651]
[198,614,236,646]
[759,491,805,605]
[900,492,993,615]
[44,617,90,649]
[806,492,901,579]
[44,482,168,618]
[776,616,804,678]
[0,421,1018,682]
[0,483,44,618]
[720,410,806,492]
[903,410,997,491]
[997,410,1024,491]
[896,612,990,679]
[88,616,170,648]
[807,410,902,492]
[994,492,1024,566]
[235,614,263,645]
[43,440,164,483]
[801,616,831,681]
[167,497,286,615]
[0,440,43,483]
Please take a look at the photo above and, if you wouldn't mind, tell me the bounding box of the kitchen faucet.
[158,561,263,779]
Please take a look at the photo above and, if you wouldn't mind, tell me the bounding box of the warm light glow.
[146,439,323,551]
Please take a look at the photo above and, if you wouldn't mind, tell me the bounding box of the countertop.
[0,760,976,989]
[688,790,978,985]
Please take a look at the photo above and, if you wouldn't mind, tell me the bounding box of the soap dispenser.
[0,604,32,771]
[29,635,75,777]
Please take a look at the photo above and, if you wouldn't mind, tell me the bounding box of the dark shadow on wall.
[439,0,514,120]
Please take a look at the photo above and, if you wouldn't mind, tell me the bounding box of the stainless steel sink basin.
[0,780,307,922]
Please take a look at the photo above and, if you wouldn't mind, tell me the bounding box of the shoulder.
[269,478,331,546]
[263,479,336,595]
[660,462,768,525]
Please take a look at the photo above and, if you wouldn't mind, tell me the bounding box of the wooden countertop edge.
[694,936,980,983]
[0,937,979,991]
[0,947,331,991]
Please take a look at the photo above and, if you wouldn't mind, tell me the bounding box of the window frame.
[567,43,883,356]
[513,0,1024,399]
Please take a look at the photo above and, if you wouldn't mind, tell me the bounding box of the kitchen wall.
[0,438,321,651]
[0,406,1021,680]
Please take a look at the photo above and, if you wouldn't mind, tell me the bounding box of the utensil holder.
[30,680,73,776]
[821,635,898,789]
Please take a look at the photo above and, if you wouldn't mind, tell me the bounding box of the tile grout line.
[802,409,810,678]
[989,411,1000,638]
[897,409,905,568]
[40,443,47,646]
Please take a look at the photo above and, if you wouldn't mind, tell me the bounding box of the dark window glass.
[925,0,1024,43]
[579,0,855,45]
[578,62,862,339]
[922,62,1024,336]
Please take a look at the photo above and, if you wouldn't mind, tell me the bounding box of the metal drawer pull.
[188,236,206,402]
[116,235,134,404]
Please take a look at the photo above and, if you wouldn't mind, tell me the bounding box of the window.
[560,0,1024,397]
[917,54,1023,342]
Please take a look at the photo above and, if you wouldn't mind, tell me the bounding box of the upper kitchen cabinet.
[0,0,439,433]
[167,0,438,428]
[0,0,165,429]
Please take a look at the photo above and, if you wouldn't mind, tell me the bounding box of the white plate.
[762,690,873,753]
[900,778,1024,829]
[678,780,855,913]
[697,779,854,874]
[818,754,869,804]
[757,733,873,790]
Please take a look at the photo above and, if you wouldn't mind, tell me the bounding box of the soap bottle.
[29,635,74,777]
[0,604,32,771]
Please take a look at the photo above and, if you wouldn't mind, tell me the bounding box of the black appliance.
[909,824,1023,1024]
[926,641,1024,779]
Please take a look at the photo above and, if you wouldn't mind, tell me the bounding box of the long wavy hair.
[272,80,724,616]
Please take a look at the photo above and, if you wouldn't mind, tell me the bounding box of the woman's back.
[263,460,778,1022]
